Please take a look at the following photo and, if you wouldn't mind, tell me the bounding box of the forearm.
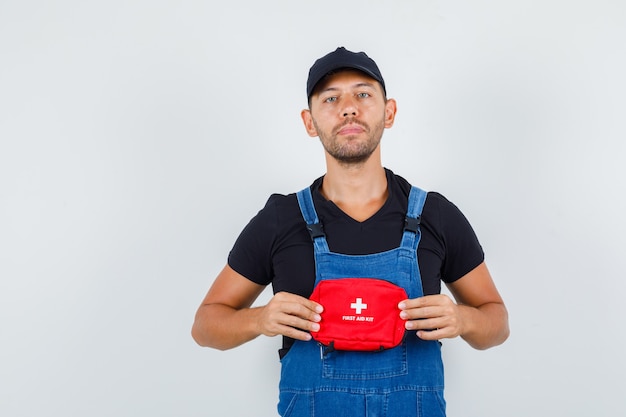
[458,302,509,350]
[192,303,264,351]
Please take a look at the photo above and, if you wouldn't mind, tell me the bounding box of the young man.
[192,47,509,416]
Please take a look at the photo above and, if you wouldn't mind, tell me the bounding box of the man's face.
[302,70,396,165]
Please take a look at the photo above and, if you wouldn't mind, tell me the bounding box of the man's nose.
[341,97,358,117]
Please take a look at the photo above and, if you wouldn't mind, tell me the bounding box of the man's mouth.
[337,124,365,135]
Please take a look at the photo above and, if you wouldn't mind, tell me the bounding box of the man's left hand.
[398,295,465,341]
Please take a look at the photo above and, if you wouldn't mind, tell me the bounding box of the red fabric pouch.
[308,278,408,351]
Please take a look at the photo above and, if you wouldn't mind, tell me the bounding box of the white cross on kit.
[350,298,368,315]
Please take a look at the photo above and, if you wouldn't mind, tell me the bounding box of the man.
[192,46,509,416]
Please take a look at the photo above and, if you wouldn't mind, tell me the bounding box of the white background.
[1,1,625,416]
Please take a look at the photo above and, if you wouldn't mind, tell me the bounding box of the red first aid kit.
[308,278,408,351]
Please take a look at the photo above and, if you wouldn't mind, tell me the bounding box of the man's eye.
[357,92,370,98]
[324,97,337,103]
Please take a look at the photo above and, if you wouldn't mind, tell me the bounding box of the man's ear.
[301,109,318,137]
[384,98,397,129]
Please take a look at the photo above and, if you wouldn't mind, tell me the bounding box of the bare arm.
[399,262,509,350]
[191,264,323,350]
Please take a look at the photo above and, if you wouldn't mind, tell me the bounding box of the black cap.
[306,47,386,98]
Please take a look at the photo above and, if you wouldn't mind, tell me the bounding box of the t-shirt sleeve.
[227,195,281,286]
[433,193,485,283]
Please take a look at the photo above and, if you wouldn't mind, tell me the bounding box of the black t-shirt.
[228,169,484,350]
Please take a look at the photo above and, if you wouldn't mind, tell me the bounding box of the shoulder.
[386,170,456,216]
[243,174,325,234]
[228,190,308,286]
[243,192,302,235]
[263,176,324,213]
[387,169,480,243]
[422,192,476,234]
[424,191,461,217]
[386,169,466,218]
[264,192,299,214]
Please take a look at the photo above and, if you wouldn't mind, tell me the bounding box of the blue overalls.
[277,186,446,417]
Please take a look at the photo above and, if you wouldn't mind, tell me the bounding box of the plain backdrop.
[1,1,625,416]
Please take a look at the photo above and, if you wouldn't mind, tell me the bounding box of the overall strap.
[296,187,330,253]
[401,186,428,249]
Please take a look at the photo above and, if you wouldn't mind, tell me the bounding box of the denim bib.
[277,186,446,417]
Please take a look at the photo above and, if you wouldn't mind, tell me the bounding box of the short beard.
[322,139,376,165]
[314,117,384,166]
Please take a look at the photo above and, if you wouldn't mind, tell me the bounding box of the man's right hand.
[256,292,323,341]
[192,265,323,350]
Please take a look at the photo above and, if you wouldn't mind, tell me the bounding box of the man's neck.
[320,155,388,222]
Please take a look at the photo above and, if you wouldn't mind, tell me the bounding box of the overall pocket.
[278,392,313,417]
[321,340,408,380]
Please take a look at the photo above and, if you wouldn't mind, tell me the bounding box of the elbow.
[191,325,222,350]
[191,316,221,349]
[465,304,510,351]
[495,305,511,347]
[191,322,209,348]
[469,325,510,351]
[483,314,510,350]
[191,320,241,351]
